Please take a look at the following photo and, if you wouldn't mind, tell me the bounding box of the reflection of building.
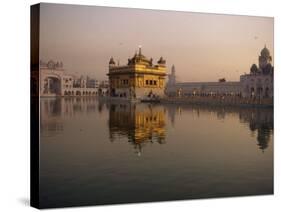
[239,108,273,151]
[39,60,108,97]
[166,104,273,152]
[166,47,274,99]
[240,46,274,98]
[107,47,166,100]
[108,103,166,155]
[40,97,273,153]
[40,97,99,136]
[40,98,64,136]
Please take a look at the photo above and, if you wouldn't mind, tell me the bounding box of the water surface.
[39,97,273,208]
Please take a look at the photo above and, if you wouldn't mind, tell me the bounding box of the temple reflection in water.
[166,104,273,152]
[40,97,100,136]
[40,98,273,153]
[239,108,273,151]
[108,103,166,155]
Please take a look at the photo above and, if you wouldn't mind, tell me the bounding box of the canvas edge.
[30,3,40,209]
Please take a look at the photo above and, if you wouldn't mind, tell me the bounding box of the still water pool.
[39,97,273,208]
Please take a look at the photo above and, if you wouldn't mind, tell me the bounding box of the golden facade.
[107,47,166,100]
[109,103,166,155]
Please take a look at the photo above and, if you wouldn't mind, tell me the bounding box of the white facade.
[39,60,107,97]
[165,65,241,97]
[240,46,273,98]
[166,81,241,97]
[166,46,274,99]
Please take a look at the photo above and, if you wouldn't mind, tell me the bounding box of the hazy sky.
[40,3,273,82]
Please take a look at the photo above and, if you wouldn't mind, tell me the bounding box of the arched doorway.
[43,76,61,95]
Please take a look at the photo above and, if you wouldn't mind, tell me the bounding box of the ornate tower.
[109,57,116,68]
[167,65,176,86]
[259,45,272,70]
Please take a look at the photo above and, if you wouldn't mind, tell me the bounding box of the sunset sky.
[39,3,274,82]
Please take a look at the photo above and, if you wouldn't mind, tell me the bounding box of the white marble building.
[240,46,273,98]
[166,46,274,99]
[165,65,241,97]
[166,81,241,97]
[40,60,108,97]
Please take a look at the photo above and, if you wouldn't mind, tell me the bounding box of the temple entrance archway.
[42,76,61,95]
